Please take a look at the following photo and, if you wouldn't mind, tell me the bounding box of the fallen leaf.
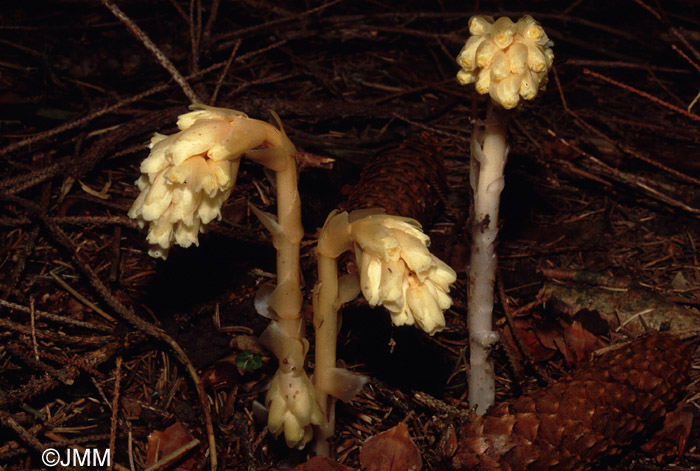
[145,422,201,470]
[562,321,603,366]
[641,408,694,461]
[291,456,355,470]
[200,355,240,390]
[509,319,557,362]
[360,423,422,471]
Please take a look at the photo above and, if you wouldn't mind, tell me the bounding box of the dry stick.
[0,41,286,159]
[551,71,700,216]
[546,127,700,217]
[495,270,552,383]
[631,0,700,63]
[0,193,218,471]
[671,44,700,75]
[0,317,107,346]
[670,44,700,112]
[6,343,73,385]
[201,0,221,49]
[0,410,47,454]
[582,68,700,124]
[210,39,241,105]
[0,298,113,332]
[49,271,117,323]
[3,181,51,297]
[0,333,143,411]
[109,357,123,471]
[217,0,345,42]
[142,438,200,471]
[189,0,202,73]
[99,0,200,103]
[551,68,700,188]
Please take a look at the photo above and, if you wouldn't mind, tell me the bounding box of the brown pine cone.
[343,132,447,226]
[450,334,693,471]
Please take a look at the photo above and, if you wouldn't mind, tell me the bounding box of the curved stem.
[468,102,508,415]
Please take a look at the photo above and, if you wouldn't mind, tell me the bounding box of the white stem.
[468,102,508,415]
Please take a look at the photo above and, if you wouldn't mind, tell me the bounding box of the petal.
[378,259,406,306]
[476,38,500,68]
[144,133,179,172]
[171,119,230,165]
[380,216,428,245]
[490,51,509,81]
[469,15,494,36]
[475,68,491,95]
[146,207,174,249]
[407,285,445,335]
[141,172,173,221]
[170,184,202,226]
[283,416,306,449]
[173,220,200,248]
[427,256,458,287]
[396,240,433,276]
[359,252,382,306]
[457,35,487,70]
[507,42,529,76]
[491,16,516,49]
[492,74,521,109]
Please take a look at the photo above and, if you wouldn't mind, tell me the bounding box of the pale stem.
[312,252,339,456]
[273,153,304,325]
[468,102,508,415]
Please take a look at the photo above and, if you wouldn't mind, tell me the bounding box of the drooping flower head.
[348,213,457,335]
[456,15,554,109]
[128,105,290,259]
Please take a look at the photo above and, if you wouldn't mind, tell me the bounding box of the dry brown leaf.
[145,422,200,470]
[641,408,694,461]
[562,320,603,366]
[291,456,355,470]
[360,422,422,471]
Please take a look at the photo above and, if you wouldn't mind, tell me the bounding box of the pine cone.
[344,133,446,226]
[450,334,693,471]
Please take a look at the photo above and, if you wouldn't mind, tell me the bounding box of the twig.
[189,0,202,73]
[29,297,39,361]
[0,298,113,332]
[49,270,117,323]
[210,39,241,105]
[496,269,552,383]
[201,0,221,49]
[583,68,700,124]
[0,193,218,471]
[99,0,200,103]
[0,410,47,454]
[553,71,700,186]
[109,357,123,471]
[142,438,200,471]
[671,44,700,75]
[0,317,107,346]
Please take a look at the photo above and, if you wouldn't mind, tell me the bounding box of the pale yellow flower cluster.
[128,105,276,259]
[456,15,554,109]
[349,214,456,335]
[266,362,323,449]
